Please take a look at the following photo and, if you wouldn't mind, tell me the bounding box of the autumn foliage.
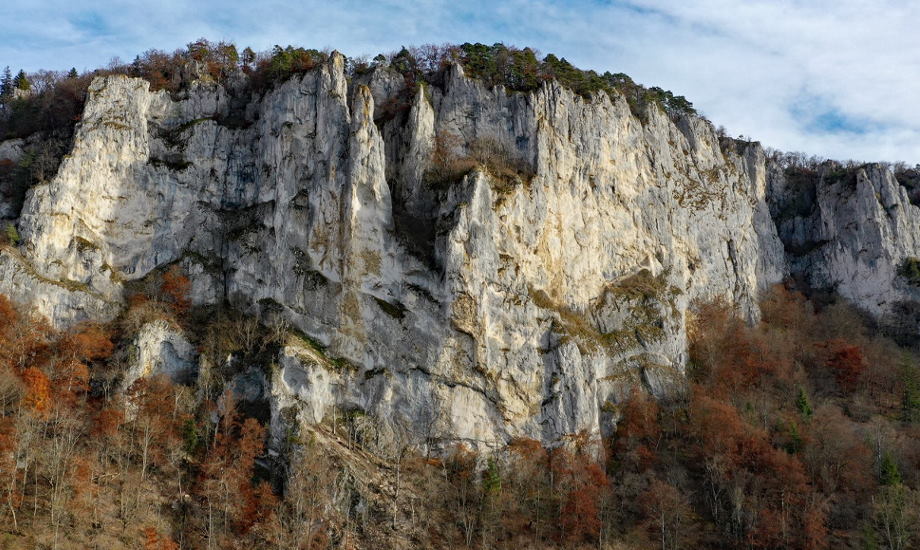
[160,264,191,316]
[142,526,179,550]
[820,339,867,392]
[0,283,918,549]
[21,367,51,413]
[0,294,283,549]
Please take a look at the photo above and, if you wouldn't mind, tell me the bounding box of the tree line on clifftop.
[0,39,697,142]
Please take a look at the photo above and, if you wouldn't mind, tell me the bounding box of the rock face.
[0,139,22,163]
[120,320,197,392]
[769,163,920,320]
[0,54,916,450]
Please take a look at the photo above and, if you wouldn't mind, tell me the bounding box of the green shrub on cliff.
[898,257,920,286]
[262,46,328,83]
[2,222,17,245]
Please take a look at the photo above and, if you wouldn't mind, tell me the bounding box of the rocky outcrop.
[120,320,197,392]
[0,138,23,167]
[769,163,920,317]
[0,247,118,323]
[0,53,913,450]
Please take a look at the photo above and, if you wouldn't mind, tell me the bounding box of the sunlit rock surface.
[1,54,915,450]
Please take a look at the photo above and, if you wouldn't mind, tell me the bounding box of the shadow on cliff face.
[895,166,920,207]
[388,136,535,274]
[882,299,920,349]
[769,163,863,276]
[773,167,819,222]
[390,196,443,272]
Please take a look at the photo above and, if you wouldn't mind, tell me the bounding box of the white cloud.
[0,0,917,162]
[598,0,920,161]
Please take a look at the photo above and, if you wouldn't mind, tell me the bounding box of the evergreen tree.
[0,66,11,99]
[482,457,502,494]
[68,67,78,79]
[796,386,813,419]
[13,69,30,91]
[130,55,142,76]
[880,452,902,486]
[785,421,803,454]
[390,47,419,76]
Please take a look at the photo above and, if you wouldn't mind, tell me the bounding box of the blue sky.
[2,0,919,163]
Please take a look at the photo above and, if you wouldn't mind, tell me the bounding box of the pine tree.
[131,55,142,76]
[785,421,803,454]
[796,386,813,420]
[67,67,78,79]
[880,452,902,486]
[13,69,29,91]
[0,66,11,100]
[483,457,502,494]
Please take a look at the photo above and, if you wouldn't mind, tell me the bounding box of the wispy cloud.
[0,0,917,162]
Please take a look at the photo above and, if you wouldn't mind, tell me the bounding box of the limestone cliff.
[768,162,920,324]
[0,53,915,451]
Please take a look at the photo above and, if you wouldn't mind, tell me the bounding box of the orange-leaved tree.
[21,367,50,414]
[821,340,867,393]
[160,265,191,316]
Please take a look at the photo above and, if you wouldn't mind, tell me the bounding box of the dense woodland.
[0,270,918,548]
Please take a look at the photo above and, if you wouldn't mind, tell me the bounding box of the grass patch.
[0,246,108,299]
[73,236,100,253]
[288,327,358,373]
[529,270,679,356]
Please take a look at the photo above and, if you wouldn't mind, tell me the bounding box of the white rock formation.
[120,320,196,392]
[0,138,22,164]
[0,54,916,450]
